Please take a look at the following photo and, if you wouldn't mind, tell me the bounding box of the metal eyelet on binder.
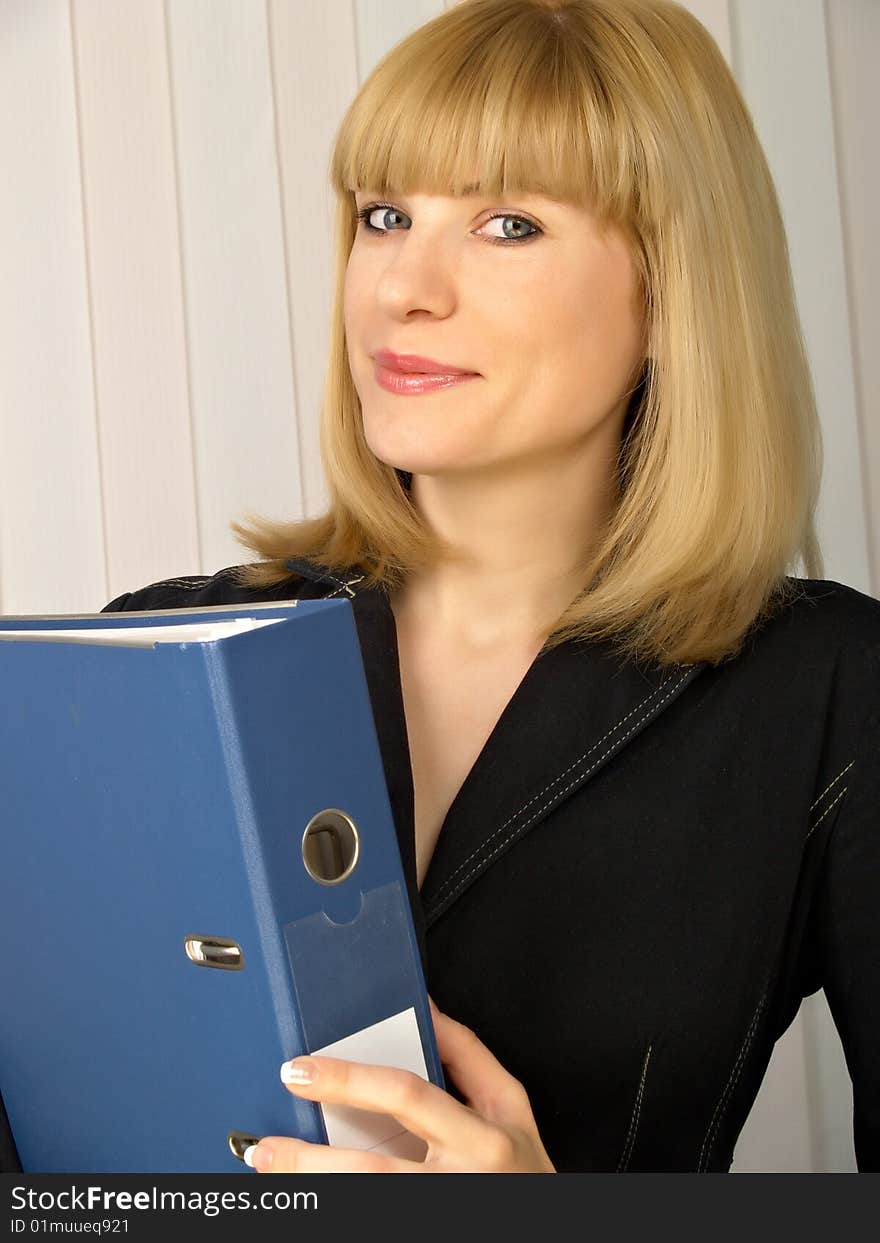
[228,1131,263,1162]
[301,808,360,885]
[184,935,244,969]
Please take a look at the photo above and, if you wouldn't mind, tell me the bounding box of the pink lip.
[373,361,479,396]
[373,349,478,376]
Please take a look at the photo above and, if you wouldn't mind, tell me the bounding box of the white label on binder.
[311,1007,431,1161]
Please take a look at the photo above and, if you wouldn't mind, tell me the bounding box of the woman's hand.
[245,997,556,1173]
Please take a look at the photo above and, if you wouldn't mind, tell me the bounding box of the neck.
[394,451,619,650]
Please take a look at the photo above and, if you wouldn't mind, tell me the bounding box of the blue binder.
[0,598,443,1173]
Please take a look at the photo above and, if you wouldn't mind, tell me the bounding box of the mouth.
[372,359,480,395]
[372,349,478,377]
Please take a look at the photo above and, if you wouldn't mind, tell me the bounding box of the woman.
[4,0,877,1174]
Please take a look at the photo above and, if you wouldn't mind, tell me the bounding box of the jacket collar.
[285,559,705,934]
[284,559,366,598]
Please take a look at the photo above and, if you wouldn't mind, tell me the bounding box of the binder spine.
[200,641,304,1057]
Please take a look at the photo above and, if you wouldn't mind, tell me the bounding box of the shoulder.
[779,575,880,635]
[750,576,880,673]
[788,575,880,717]
[99,561,326,613]
[745,574,880,692]
[747,576,880,759]
[685,575,879,771]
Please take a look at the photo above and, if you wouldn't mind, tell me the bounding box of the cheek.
[342,273,375,382]
[499,304,643,444]
[527,306,636,392]
[341,268,359,327]
[342,258,373,327]
[543,268,644,396]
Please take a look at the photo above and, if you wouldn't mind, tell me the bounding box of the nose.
[373,235,461,321]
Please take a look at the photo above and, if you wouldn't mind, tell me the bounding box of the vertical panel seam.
[727,0,743,83]
[68,0,111,603]
[351,0,363,84]
[823,0,876,566]
[265,0,306,517]
[697,988,768,1172]
[162,0,203,572]
[616,1041,653,1173]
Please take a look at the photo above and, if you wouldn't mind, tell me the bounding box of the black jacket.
[2,561,879,1173]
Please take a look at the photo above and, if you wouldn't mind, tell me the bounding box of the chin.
[361,433,445,478]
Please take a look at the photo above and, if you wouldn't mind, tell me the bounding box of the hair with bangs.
[228,0,823,668]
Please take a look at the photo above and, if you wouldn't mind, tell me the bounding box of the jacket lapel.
[286,560,705,942]
[417,635,704,927]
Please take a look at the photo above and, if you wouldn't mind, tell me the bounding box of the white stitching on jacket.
[805,785,849,842]
[616,1042,653,1173]
[430,669,693,910]
[143,576,212,590]
[142,566,364,599]
[320,574,364,600]
[697,989,767,1172]
[809,760,854,812]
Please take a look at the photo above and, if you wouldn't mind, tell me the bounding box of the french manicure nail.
[228,1130,263,1163]
[246,1143,274,1171]
[281,1057,317,1085]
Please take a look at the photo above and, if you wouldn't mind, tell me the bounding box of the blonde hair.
[228,0,823,668]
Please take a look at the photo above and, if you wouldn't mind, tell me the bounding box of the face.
[343,189,646,483]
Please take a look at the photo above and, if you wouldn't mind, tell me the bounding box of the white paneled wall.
[826,0,880,598]
[71,0,201,595]
[164,0,302,576]
[732,0,870,592]
[1,0,876,1171]
[0,0,109,614]
[268,0,360,517]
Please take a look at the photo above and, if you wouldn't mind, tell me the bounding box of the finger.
[246,1135,413,1174]
[429,1009,531,1123]
[278,1055,493,1153]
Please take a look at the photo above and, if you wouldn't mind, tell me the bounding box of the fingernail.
[281,1057,317,1085]
[228,1130,263,1163]
[245,1143,273,1171]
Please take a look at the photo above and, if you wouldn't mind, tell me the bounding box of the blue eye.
[355,202,406,233]
[354,201,541,246]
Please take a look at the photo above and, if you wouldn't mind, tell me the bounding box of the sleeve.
[0,1088,21,1172]
[101,591,133,612]
[814,706,880,1172]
